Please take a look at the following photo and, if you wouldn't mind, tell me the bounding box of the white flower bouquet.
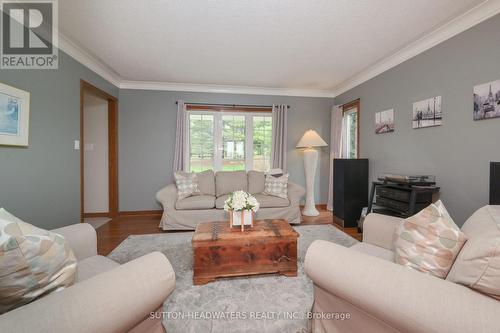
[224,191,259,230]
[224,190,260,212]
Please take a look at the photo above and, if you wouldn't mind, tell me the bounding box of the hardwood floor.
[96,206,362,255]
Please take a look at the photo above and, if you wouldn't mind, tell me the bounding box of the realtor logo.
[1,0,58,69]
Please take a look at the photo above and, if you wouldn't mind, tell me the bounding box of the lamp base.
[302,148,319,217]
[302,205,319,217]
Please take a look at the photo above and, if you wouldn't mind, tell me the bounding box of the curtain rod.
[175,101,290,109]
[341,98,360,109]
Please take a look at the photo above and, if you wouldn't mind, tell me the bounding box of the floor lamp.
[296,130,328,216]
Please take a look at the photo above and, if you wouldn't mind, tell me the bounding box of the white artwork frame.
[0,82,30,146]
[473,79,500,120]
[375,109,395,134]
[412,96,442,129]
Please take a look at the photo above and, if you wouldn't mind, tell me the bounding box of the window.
[187,111,272,172]
[342,100,359,158]
[252,116,273,171]
[222,115,246,171]
[188,114,214,172]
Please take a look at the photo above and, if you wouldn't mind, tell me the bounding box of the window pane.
[189,114,214,172]
[222,115,246,171]
[253,115,273,171]
[344,110,358,159]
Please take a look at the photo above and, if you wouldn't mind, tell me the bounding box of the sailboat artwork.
[0,92,20,136]
[412,96,442,129]
[474,79,500,121]
[0,82,30,146]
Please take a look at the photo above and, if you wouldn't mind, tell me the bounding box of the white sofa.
[305,208,500,333]
[0,223,176,333]
[156,170,305,230]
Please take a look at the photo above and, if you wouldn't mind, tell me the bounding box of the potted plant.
[224,191,260,231]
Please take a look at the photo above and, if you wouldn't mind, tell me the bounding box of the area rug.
[108,225,358,333]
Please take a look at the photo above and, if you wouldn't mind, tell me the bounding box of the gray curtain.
[271,104,288,172]
[327,105,344,211]
[173,101,187,172]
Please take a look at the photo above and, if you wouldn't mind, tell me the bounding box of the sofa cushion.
[254,193,290,208]
[0,208,77,314]
[215,171,247,196]
[393,200,467,279]
[174,172,200,199]
[176,195,215,210]
[264,173,289,199]
[215,195,229,209]
[447,205,500,300]
[248,170,265,194]
[350,243,394,262]
[76,255,119,282]
[196,170,216,196]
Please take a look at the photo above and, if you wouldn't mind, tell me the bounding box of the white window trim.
[185,110,272,172]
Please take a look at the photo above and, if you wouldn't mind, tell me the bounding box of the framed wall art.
[375,109,395,134]
[0,82,30,146]
[412,96,442,129]
[474,79,500,120]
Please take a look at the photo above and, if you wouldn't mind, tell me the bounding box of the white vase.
[230,210,254,230]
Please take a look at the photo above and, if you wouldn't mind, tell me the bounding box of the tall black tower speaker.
[333,158,369,228]
[491,162,500,205]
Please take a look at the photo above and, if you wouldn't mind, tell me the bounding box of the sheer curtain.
[271,104,288,172]
[173,101,187,172]
[327,105,343,211]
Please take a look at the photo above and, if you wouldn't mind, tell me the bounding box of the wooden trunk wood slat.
[192,219,298,285]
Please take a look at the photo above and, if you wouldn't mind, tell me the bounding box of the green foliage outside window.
[188,113,272,172]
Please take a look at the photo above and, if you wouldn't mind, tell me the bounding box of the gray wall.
[0,52,118,229]
[118,90,333,212]
[335,14,500,225]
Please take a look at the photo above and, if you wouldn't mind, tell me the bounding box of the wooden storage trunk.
[192,219,298,285]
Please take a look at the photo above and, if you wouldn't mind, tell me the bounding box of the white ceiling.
[58,0,499,96]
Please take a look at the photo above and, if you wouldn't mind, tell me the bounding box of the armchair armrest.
[362,213,403,250]
[0,252,176,333]
[305,240,500,333]
[156,184,178,209]
[287,181,305,205]
[52,223,97,261]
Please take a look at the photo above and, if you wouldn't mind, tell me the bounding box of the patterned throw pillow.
[264,173,289,199]
[0,208,77,314]
[393,200,467,279]
[174,172,200,199]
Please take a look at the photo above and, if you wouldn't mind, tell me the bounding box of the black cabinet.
[333,159,369,228]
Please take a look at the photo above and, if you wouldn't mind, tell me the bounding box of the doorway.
[80,80,118,225]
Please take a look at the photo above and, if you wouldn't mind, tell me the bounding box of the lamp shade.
[296,129,328,148]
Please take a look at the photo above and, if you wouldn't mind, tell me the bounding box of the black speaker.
[333,159,369,228]
[491,162,500,205]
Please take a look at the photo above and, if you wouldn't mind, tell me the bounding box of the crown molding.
[58,33,122,87]
[58,35,334,97]
[119,80,335,98]
[333,0,500,96]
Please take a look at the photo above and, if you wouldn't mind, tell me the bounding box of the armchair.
[0,223,175,333]
[305,213,500,333]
